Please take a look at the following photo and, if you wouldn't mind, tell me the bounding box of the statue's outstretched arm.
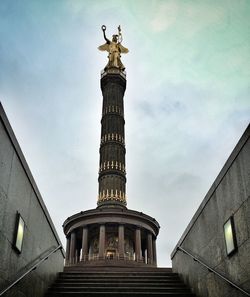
[102,25,110,43]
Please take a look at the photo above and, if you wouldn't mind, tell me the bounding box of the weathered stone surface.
[0,103,65,296]
[0,120,14,194]
[172,125,250,297]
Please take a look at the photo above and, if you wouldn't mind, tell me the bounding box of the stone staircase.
[45,266,195,296]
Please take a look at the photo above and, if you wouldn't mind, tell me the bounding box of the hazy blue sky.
[0,0,249,266]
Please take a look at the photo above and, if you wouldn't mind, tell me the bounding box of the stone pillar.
[147,232,153,265]
[153,237,157,266]
[65,236,70,266]
[69,231,76,265]
[142,243,146,264]
[99,224,106,259]
[118,224,125,259]
[76,247,80,263]
[81,226,88,261]
[135,227,142,262]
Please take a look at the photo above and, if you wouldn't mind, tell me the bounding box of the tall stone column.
[81,226,88,261]
[153,237,157,266]
[65,236,71,266]
[147,232,153,265]
[118,224,125,259]
[98,71,127,208]
[99,224,106,259]
[69,231,76,265]
[135,227,142,262]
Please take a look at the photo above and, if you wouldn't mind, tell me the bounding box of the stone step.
[59,272,179,277]
[60,270,175,275]
[45,268,196,297]
[55,278,184,283]
[64,267,173,272]
[57,278,181,283]
[50,286,190,290]
[59,274,180,278]
[47,292,195,296]
[45,291,195,297]
[55,279,183,286]
[45,288,195,297]
[52,282,187,287]
[66,262,157,268]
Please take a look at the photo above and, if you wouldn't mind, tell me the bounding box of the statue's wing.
[118,44,129,54]
[98,43,109,52]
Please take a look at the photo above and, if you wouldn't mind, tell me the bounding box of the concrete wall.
[0,102,65,297]
[171,124,250,297]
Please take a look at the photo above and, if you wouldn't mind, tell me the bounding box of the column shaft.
[118,224,125,259]
[147,232,153,265]
[99,224,106,259]
[135,228,142,262]
[153,237,157,266]
[69,231,76,265]
[142,244,146,263]
[76,248,80,263]
[65,236,71,265]
[81,227,88,261]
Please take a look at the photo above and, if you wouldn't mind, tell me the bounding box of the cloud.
[183,2,227,38]
[150,1,179,32]
[149,1,226,34]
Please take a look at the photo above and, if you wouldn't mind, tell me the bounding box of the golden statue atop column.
[98,25,129,71]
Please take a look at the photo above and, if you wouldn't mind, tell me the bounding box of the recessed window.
[223,216,237,256]
[13,213,25,253]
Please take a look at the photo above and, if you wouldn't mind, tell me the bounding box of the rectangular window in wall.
[223,216,237,256]
[13,213,25,253]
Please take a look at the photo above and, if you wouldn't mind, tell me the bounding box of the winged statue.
[98,25,129,71]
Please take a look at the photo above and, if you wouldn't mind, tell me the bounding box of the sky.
[0,0,249,267]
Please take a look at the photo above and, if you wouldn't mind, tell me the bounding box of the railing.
[177,246,250,296]
[74,253,145,264]
[101,68,126,79]
[0,244,62,296]
[81,253,137,262]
